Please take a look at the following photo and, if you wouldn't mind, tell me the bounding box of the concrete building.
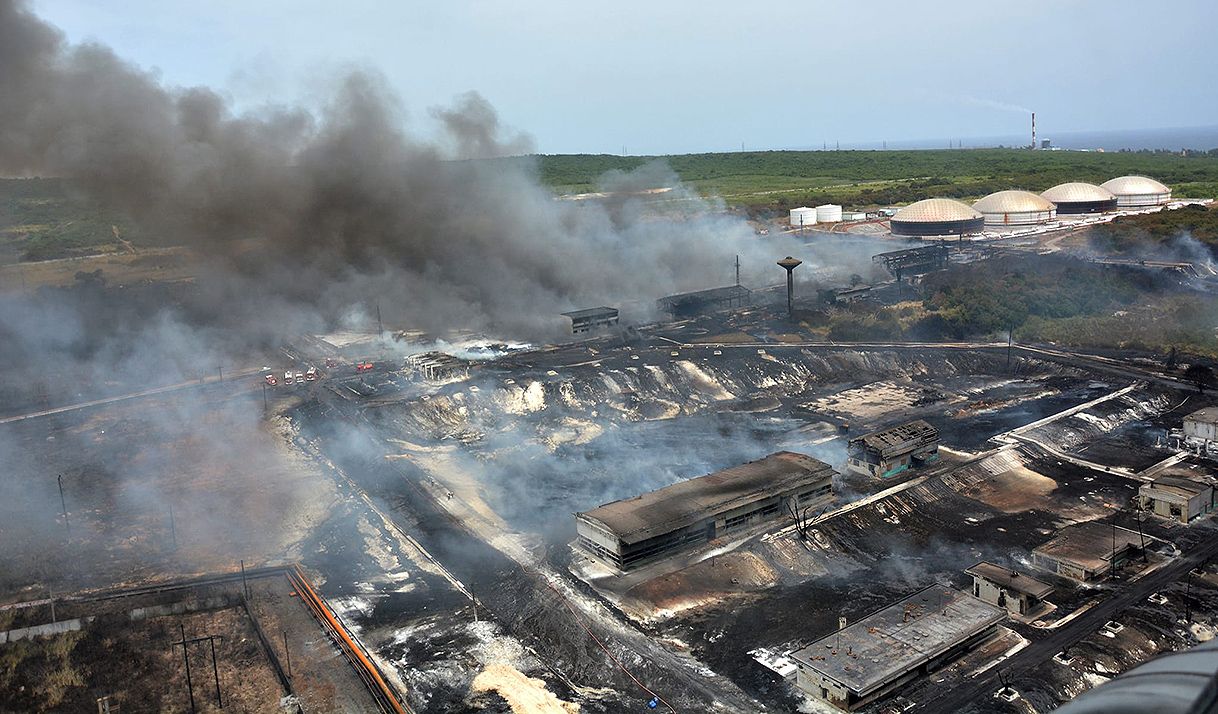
[791,586,1005,711]
[965,562,1053,616]
[656,285,751,318]
[1185,407,1218,443]
[1139,476,1215,524]
[562,307,619,334]
[841,210,868,222]
[1041,182,1118,214]
[405,352,469,381]
[1031,522,1144,582]
[845,420,939,478]
[1101,175,1172,207]
[574,452,835,572]
[972,190,1057,226]
[889,199,984,238]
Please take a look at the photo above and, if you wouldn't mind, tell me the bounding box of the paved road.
[925,536,1218,714]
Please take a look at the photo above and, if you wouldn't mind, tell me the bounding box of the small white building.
[816,204,843,222]
[841,210,868,222]
[1139,476,1215,524]
[1185,408,1218,443]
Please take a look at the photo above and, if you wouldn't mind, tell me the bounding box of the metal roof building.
[656,285,751,317]
[972,190,1057,226]
[1139,476,1215,524]
[791,586,1005,711]
[890,199,984,237]
[845,420,939,479]
[966,562,1054,616]
[1101,175,1172,207]
[1031,521,1144,582]
[574,452,835,571]
[1041,182,1118,214]
[562,307,619,334]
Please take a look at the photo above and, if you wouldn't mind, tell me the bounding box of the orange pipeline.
[288,565,411,714]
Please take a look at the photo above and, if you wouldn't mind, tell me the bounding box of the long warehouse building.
[575,452,835,572]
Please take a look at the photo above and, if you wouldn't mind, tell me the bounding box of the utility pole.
[1185,570,1193,623]
[1007,327,1014,372]
[209,636,223,708]
[57,474,69,535]
[376,303,384,335]
[1111,519,1116,580]
[218,366,223,382]
[176,624,197,713]
[240,560,250,602]
[262,382,268,411]
[169,504,178,550]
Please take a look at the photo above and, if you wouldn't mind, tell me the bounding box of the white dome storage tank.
[972,190,1057,226]
[816,204,843,222]
[890,199,984,237]
[1100,176,1171,207]
[789,207,817,227]
[1041,183,1117,214]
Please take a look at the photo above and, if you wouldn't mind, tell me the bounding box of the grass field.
[5,148,1218,262]
[521,148,1218,211]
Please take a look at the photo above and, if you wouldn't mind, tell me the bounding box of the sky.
[28,0,1218,155]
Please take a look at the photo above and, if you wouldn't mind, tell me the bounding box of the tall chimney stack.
[777,257,802,317]
[1031,112,1037,150]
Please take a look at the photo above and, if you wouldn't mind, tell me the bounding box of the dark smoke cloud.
[0,0,828,341]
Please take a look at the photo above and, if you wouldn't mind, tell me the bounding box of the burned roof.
[1140,476,1212,500]
[966,562,1054,599]
[1185,407,1218,425]
[656,285,752,312]
[1033,522,1143,573]
[577,452,833,545]
[561,307,619,320]
[791,586,1005,697]
[850,420,938,458]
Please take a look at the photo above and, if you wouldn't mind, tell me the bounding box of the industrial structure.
[965,562,1053,616]
[889,199,984,237]
[972,190,1057,226]
[873,244,951,281]
[790,586,1005,711]
[1031,522,1144,582]
[790,206,817,228]
[574,452,835,572]
[1040,182,1118,214]
[405,352,469,382]
[562,307,619,334]
[844,420,939,478]
[656,285,752,318]
[1184,407,1218,443]
[1138,476,1215,524]
[777,256,802,316]
[816,204,843,223]
[1101,175,1172,207]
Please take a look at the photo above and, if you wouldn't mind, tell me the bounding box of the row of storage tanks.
[789,204,843,226]
[888,175,1172,236]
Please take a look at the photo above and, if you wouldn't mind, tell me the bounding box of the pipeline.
[285,565,412,714]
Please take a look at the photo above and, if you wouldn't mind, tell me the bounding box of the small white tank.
[816,204,842,222]
[789,207,817,226]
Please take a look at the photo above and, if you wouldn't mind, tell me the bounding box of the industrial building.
[844,420,939,478]
[972,190,1057,226]
[574,452,835,572]
[873,244,951,280]
[1040,182,1118,214]
[1031,522,1144,582]
[790,206,817,227]
[889,199,984,237]
[1184,407,1218,443]
[1138,476,1215,524]
[562,307,619,334]
[816,204,843,223]
[1101,175,1172,207]
[791,586,1005,711]
[405,352,469,381]
[656,285,752,317]
[965,562,1053,616]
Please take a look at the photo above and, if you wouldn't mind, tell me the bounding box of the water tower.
[777,256,802,316]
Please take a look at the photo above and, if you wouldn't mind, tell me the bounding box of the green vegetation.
[522,148,1218,212]
[0,178,139,262]
[811,255,1218,357]
[1088,203,1218,259]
